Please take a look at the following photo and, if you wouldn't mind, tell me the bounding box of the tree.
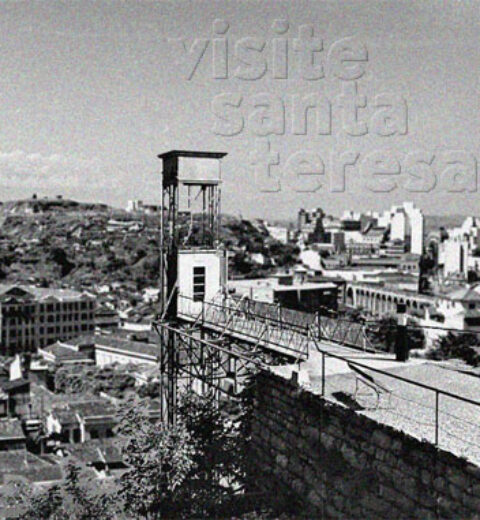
[137,380,161,398]
[366,315,425,353]
[15,391,263,519]
[427,331,480,366]
[19,462,120,520]
[49,247,75,277]
[116,392,246,519]
[177,392,242,517]
[116,398,195,519]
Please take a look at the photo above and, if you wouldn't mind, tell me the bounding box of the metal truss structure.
[155,150,377,424]
[153,316,291,424]
[154,293,381,423]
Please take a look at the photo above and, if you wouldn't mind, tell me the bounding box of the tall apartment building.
[0,285,95,354]
[390,202,424,255]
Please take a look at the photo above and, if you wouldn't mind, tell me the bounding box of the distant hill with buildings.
[2,197,110,214]
[425,215,469,234]
[0,199,296,287]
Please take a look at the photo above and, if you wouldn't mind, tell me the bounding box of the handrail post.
[435,390,439,446]
[322,351,325,396]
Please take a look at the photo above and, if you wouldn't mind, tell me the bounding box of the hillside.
[0,200,297,288]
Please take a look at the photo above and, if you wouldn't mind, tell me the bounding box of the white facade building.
[388,203,424,255]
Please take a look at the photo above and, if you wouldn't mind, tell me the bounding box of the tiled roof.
[0,418,25,441]
[62,335,96,347]
[0,378,29,392]
[51,407,79,426]
[0,451,63,483]
[446,285,480,302]
[94,335,159,359]
[42,343,91,361]
[65,439,123,465]
[67,400,116,420]
[0,284,93,302]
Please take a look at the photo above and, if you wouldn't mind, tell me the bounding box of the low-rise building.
[229,278,339,314]
[0,284,95,354]
[95,305,120,329]
[45,399,117,444]
[0,378,31,419]
[94,335,158,367]
[38,340,94,365]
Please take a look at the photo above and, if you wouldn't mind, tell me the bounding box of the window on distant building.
[193,266,206,302]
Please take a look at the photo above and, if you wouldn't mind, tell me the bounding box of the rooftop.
[158,150,227,159]
[51,408,79,426]
[94,335,159,359]
[445,284,480,302]
[0,418,25,441]
[40,343,92,362]
[0,378,29,393]
[0,284,93,302]
[66,400,117,420]
[64,439,123,465]
[0,451,63,484]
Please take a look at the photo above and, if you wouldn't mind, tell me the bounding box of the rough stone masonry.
[249,369,480,519]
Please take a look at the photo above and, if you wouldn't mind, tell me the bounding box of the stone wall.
[250,369,480,519]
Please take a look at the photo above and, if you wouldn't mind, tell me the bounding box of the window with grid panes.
[193,266,206,302]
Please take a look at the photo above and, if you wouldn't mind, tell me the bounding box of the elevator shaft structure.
[158,150,227,319]
[157,150,227,423]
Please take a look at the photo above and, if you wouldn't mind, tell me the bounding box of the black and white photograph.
[0,1,480,518]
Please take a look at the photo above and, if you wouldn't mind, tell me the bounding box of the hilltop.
[2,197,110,214]
[0,199,297,288]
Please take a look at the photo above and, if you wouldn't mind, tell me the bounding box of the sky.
[0,1,480,219]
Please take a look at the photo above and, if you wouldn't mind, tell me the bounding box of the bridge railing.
[177,293,378,354]
[230,295,376,352]
[177,294,310,360]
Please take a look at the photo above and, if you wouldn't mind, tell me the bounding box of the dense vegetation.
[426,332,480,366]
[365,315,425,353]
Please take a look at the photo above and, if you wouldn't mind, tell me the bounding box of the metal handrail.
[177,293,480,449]
[177,295,309,358]
[311,336,480,447]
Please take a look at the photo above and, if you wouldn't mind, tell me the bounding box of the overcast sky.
[0,1,479,219]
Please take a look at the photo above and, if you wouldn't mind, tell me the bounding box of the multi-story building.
[390,202,424,255]
[0,285,95,354]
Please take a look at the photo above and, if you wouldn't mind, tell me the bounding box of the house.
[229,278,339,314]
[142,287,160,304]
[94,335,158,367]
[38,339,94,365]
[0,379,31,418]
[38,342,93,365]
[0,451,63,487]
[45,399,117,445]
[63,439,126,476]
[0,389,7,417]
[95,305,120,329]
